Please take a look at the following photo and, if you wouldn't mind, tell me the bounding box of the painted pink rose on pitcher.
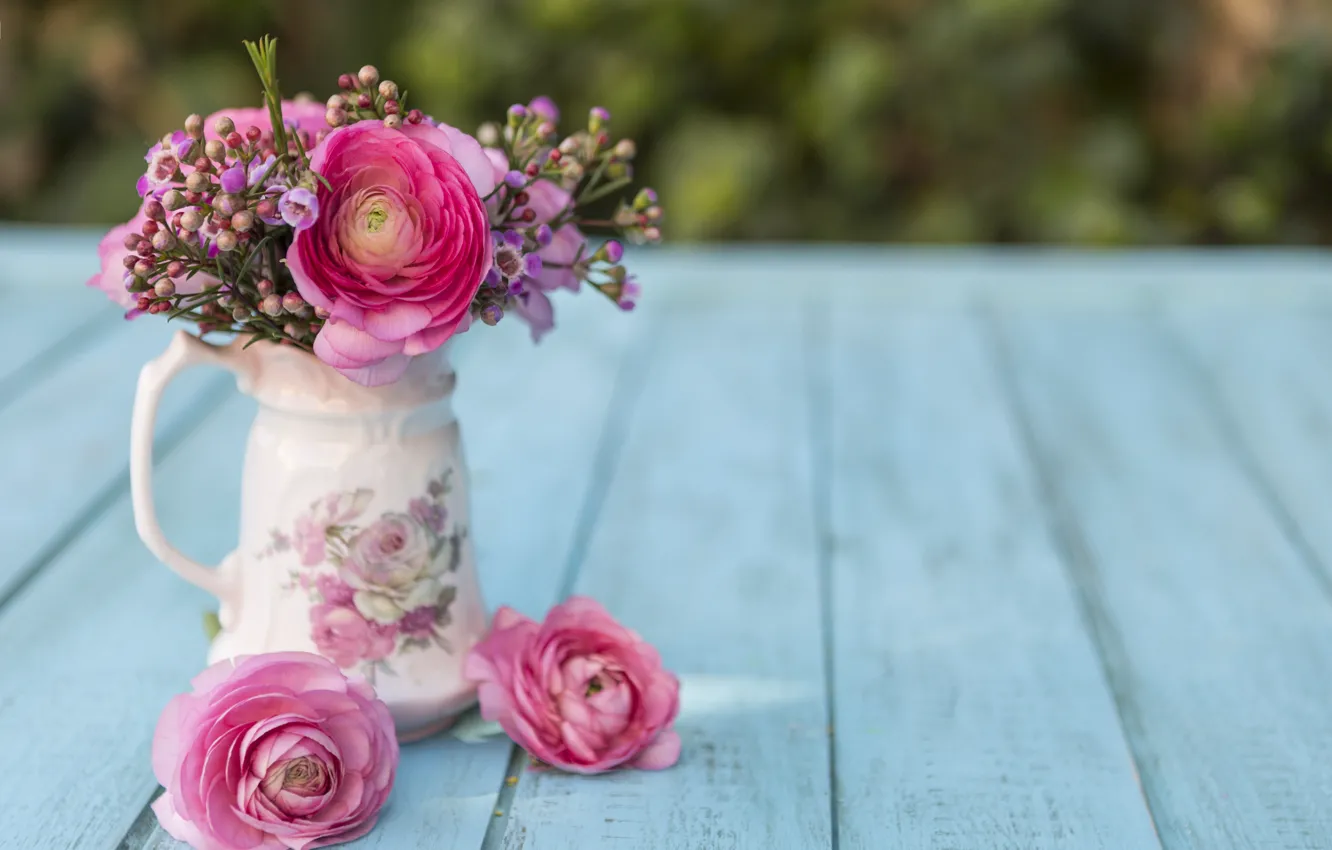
[288,120,496,386]
[311,603,397,669]
[263,472,466,678]
[151,652,398,850]
[465,597,681,774]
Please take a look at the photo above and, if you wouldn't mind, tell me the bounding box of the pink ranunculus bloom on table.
[288,120,496,386]
[464,596,681,774]
[151,652,398,850]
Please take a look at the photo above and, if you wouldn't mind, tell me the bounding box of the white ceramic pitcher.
[130,330,488,741]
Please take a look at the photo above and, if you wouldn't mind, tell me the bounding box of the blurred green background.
[3,0,1332,243]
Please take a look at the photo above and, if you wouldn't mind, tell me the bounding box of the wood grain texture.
[1163,310,1332,590]
[122,292,646,849]
[826,308,1161,849]
[992,312,1332,850]
[0,319,232,606]
[494,300,834,850]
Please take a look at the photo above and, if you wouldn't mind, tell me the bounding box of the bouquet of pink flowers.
[87,37,661,386]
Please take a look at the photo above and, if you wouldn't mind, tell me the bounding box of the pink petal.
[631,729,682,770]
[314,319,405,365]
[362,301,434,342]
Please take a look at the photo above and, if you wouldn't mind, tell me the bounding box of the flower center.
[366,204,389,233]
[282,756,329,794]
[586,675,603,696]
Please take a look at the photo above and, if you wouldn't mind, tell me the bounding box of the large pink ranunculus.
[87,206,210,316]
[151,652,398,850]
[464,597,681,774]
[288,121,495,386]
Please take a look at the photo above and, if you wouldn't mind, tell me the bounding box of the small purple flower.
[502,229,523,248]
[504,170,526,189]
[219,165,247,194]
[603,240,624,263]
[400,606,439,638]
[408,497,447,534]
[136,175,151,198]
[483,267,502,288]
[590,106,611,123]
[247,155,277,187]
[523,253,543,277]
[528,96,560,123]
[619,275,641,311]
[535,224,553,247]
[279,187,320,230]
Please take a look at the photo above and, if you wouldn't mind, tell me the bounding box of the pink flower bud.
[215,230,238,252]
[154,280,176,297]
[358,65,379,87]
[383,114,403,130]
[123,232,143,251]
[281,292,307,313]
[152,229,176,251]
[231,210,255,232]
[356,93,372,109]
[338,73,356,90]
[213,116,235,137]
[261,293,283,316]
[257,279,275,296]
[136,239,153,256]
[204,139,227,161]
[142,220,160,237]
[326,107,347,128]
[166,260,185,278]
[133,259,153,277]
[327,94,346,109]
[122,255,138,270]
[185,172,210,193]
[246,125,262,142]
[384,99,400,115]
[378,80,399,100]
[256,198,278,220]
[145,200,166,221]
[184,113,204,138]
[225,131,243,149]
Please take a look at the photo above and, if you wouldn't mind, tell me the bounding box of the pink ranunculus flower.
[311,603,398,669]
[288,121,496,386]
[87,207,211,316]
[151,652,398,850]
[464,597,681,774]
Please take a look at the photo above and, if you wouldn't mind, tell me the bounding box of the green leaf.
[203,611,222,641]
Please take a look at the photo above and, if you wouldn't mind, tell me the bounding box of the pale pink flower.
[465,597,681,774]
[151,652,397,850]
[292,489,372,567]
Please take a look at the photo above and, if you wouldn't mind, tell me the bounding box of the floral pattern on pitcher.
[261,471,465,677]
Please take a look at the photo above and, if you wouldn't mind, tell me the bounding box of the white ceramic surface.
[130,330,488,740]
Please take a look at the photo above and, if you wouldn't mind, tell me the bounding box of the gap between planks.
[803,305,840,850]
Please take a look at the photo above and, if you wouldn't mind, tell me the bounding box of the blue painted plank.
[493,301,834,850]
[1165,310,1332,586]
[0,318,232,606]
[994,312,1332,849]
[827,308,1161,849]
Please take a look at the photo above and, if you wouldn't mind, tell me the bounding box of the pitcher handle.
[131,330,249,608]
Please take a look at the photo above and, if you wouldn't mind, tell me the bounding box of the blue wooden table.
[4,232,1332,849]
